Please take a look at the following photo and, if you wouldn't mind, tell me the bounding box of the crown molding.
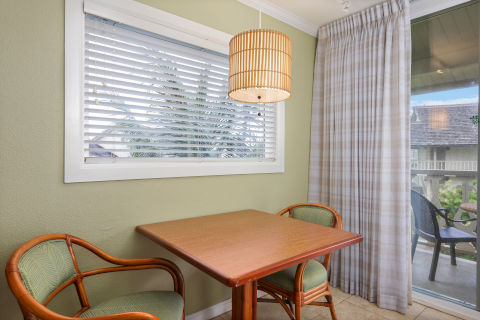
[236,0,318,37]
[237,0,474,36]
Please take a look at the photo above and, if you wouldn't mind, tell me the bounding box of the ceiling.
[266,0,385,26]
[237,0,390,35]
[411,1,478,94]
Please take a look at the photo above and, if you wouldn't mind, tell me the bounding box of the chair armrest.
[276,208,290,216]
[446,217,477,223]
[82,259,184,298]
[69,236,184,297]
[294,262,308,292]
[437,209,477,225]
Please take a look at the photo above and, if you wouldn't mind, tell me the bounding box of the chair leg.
[295,302,302,320]
[429,240,441,281]
[412,232,419,259]
[449,243,456,266]
[257,286,295,320]
[326,294,337,320]
[286,299,295,315]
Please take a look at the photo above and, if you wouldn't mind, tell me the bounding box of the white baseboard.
[186,291,267,320]
[413,291,480,320]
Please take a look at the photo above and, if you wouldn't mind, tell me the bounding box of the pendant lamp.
[228,10,292,103]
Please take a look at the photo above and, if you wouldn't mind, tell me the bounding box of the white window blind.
[84,15,277,162]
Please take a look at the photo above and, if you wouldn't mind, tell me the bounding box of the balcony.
[411,163,477,307]
[411,160,477,175]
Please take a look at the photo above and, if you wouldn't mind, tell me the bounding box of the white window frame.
[65,0,285,183]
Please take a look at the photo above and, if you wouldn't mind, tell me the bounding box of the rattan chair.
[257,203,342,320]
[411,190,477,281]
[5,234,185,320]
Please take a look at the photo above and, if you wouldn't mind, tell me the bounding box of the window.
[65,0,284,182]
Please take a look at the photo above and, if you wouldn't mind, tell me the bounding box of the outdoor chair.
[257,203,342,320]
[411,190,477,281]
[5,233,185,320]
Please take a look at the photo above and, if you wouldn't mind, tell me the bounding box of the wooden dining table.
[136,209,362,320]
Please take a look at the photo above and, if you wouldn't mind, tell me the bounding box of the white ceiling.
[266,0,385,26]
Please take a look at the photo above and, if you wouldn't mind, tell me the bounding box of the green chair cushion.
[292,206,334,227]
[18,240,76,303]
[262,260,327,292]
[79,291,184,320]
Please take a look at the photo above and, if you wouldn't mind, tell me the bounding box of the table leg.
[232,280,257,320]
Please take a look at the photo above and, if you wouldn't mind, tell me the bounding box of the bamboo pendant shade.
[228,29,291,103]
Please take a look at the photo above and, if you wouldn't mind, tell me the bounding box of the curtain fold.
[308,0,412,313]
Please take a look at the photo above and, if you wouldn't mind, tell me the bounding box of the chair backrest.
[6,235,85,314]
[17,239,77,304]
[6,234,95,320]
[278,203,342,269]
[291,205,338,228]
[411,190,440,238]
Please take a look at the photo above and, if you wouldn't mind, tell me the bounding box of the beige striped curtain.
[308,0,412,314]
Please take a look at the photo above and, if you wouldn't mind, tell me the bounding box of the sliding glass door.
[410,0,479,310]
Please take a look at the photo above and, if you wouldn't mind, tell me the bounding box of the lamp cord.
[259,8,262,29]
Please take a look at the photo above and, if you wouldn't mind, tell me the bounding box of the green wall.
[0,0,316,318]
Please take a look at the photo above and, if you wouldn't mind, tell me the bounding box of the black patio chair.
[411,190,477,281]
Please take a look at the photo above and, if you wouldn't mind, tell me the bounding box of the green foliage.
[439,180,477,225]
[469,179,477,202]
[439,181,463,219]
[470,115,479,125]
[464,179,478,223]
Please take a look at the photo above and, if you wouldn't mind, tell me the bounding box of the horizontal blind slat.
[85,135,273,146]
[84,86,274,115]
[84,116,274,136]
[85,124,275,140]
[84,105,275,127]
[84,101,275,123]
[85,140,270,150]
[85,148,275,156]
[84,108,276,130]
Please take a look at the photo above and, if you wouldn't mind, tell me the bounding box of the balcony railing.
[411,160,477,171]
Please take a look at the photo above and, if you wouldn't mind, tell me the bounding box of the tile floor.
[210,287,462,320]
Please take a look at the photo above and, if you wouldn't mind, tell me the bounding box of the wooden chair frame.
[257,203,342,320]
[5,233,185,320]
